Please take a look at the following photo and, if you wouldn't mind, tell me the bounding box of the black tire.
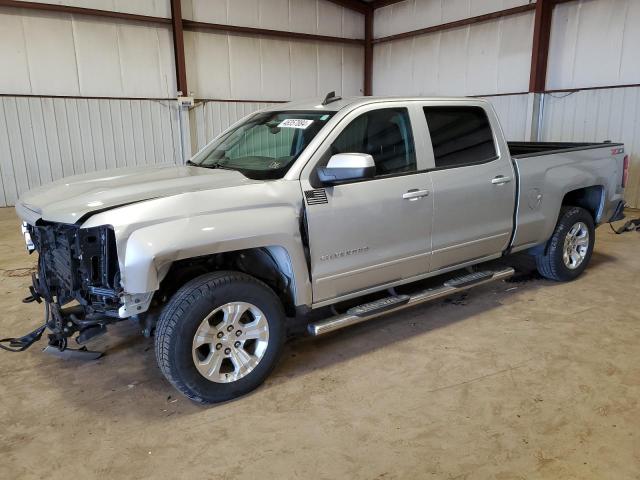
[155,271,285,404]
[535,206,595,282]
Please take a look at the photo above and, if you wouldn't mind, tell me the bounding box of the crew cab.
[10,95,628,403]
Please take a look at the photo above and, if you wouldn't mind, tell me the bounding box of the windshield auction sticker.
[278,119,314,129]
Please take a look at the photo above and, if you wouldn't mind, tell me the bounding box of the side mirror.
[317,153,376,186]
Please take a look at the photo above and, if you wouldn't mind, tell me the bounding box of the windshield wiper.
[186,160,218,169]
[210,164,237,171]
[187,160,240,172]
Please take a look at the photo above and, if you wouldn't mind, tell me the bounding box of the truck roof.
[263,95,483,113]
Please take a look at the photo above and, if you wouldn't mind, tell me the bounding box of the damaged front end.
[1,221,123,357]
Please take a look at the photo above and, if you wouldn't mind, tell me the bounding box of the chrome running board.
[308,267,515,336]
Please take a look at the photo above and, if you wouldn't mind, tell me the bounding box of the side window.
[330,108,416,176]
[423,106,497,169]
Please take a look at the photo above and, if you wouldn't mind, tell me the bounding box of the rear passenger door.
[422,104,516,271]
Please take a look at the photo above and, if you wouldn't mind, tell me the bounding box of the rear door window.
[423,106,497,169]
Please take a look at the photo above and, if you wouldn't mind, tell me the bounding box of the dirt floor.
[0,206,639,480]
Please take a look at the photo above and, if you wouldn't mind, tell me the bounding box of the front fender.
[80,180,312,307]
[121,207,311,305]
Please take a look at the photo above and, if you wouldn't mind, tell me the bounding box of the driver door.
[300,104,434,304]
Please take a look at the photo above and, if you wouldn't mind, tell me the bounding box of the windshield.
[190,110,336,179]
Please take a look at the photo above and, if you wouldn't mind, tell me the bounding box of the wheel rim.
[563,221,590,270]
[192,302,269,383]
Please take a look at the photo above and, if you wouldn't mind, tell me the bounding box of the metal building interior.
[0,0,639,478]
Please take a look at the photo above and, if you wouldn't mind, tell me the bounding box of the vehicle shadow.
[270,276,544,382]
[588,251,617,268]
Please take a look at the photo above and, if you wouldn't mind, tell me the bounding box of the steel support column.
[170,0,188,96]
[364,9,373,96]
[529,0,554,93]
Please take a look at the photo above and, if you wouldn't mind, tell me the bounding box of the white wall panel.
[186,31,364,100]
[541,87,640,208]
[496,9,533,94]
[291,41,319,99]
[342,8,364,39]
[0,10,31,95]
[229,0,260,28]
[119,22,175,97]
[0,97,183,207]
[184,31,231,98]
[258,0,289,31]
[547,0,640,90]
[482,94,530,141]
[229,35,262,99]
[318,43,343,96]
[0,7,175,97]
[374,0,532,38]
[318,1,343,37]
[342,43,365,96]
[11,0,171,17]
[73,18,122,96]
[183,0,364,39]
[373,11,534,96]
[260,39,292,100]
[22,12,81,96]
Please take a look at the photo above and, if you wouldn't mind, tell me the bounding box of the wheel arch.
[561,185,604,224]
[156,246,300,316]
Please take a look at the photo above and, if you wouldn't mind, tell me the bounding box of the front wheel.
[155,271,285,404]
[535,206,595,282]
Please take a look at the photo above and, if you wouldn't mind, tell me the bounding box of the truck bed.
[508,141,625,254]
[508,141,621,158]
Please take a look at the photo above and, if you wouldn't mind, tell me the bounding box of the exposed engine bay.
[0,222,123,355]
[30,222,121,310]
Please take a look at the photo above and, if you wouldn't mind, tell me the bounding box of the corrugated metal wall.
[547,0,640,91]
[483,94,531,141]
[185,33,364,101]
[1,0,639,209]
[0,0,363,207]
[182,0,364,39]
[372,9,534,96]
[374,0,532,37]
[544,0,640,207]
[372,0,640,208]
[183,0,364,101]
[11,0,171,17]
[0,5,176,98]
[0,96,183,207]
[541,87,640,208]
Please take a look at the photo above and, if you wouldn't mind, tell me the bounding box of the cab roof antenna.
[322,91,342,106]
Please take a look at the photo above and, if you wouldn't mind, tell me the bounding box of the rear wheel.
[155,271,285,404]
[535,206,595,281]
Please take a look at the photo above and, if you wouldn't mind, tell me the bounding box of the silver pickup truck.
[10,95,628,403]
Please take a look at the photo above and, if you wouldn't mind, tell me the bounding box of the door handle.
[402,189,430,200]
[491,175,512,185]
